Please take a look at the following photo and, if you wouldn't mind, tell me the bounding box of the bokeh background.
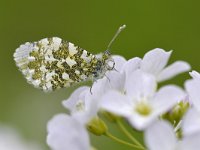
[1,0,200,149]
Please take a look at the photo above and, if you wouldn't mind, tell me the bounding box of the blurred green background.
[0,0,200,149]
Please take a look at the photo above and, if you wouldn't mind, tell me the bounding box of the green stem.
[104,132,142,149]
[116,119,146,150]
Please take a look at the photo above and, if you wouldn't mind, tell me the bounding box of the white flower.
[62,85,99,124]
[140,48,190,82]
[183,78,200,135]
[100,70,185,130]
[108,49,190,85]
[47,114,90,150]
[145,120,200,150]
[0,124,42,150]
[62,76,116,124]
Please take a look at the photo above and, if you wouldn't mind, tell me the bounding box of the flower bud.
[86,117,108,136]
[162,101,189,126]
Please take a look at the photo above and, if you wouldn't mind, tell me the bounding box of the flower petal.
[112,55,127,71]
[125,70,157,100]
[90,78,108,97]
[141,48,172,76]
[152,85,186,114]
[62,86,89,112]
[185,79,200,111]
[157,61,191,82]
[47,114,90,150]
[122,57,141,76]
[106,71,126,92]
[100,90,133,117]
[179,132,200,150]
[189,70,200,79]
[182,108,200,136]
[72,98,99,125]
[145,120,177,150]
[127,113,159,130]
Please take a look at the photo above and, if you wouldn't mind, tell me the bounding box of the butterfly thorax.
[91,50,114,81]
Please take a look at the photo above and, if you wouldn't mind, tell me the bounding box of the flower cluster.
[47,48,200,150]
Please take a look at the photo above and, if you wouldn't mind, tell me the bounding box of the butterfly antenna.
[106,24,126,51]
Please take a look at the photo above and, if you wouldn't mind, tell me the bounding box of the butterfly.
[13,25,126,92]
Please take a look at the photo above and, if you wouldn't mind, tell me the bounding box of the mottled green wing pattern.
[14,37,104,91]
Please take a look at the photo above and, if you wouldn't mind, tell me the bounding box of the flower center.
[75,100,85,112]
[135,101,152,116]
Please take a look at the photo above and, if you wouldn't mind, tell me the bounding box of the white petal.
[179,132,200,150]
[145,120,177,150]
[72,99,99,125]
[106,71,126,92]
[112,55,127,71]
[122,57,141,75]
[152,85,186,114]
[125,70,157,100]
[141,48,172,76]
[189,70,200,79]
[90,78,108,97]
[100,90,133,117]
[185,79,200,111]
[47,114,90,150]
[157,61,191,82]
[62,86,89,112]
[182,108,200,136]
[127,113,158,130]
